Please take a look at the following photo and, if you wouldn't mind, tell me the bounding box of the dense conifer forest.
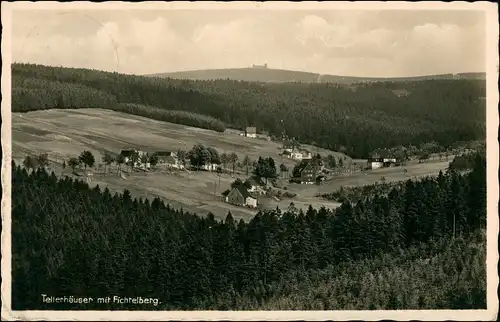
[12,151,486,310]
[12,63,486,158]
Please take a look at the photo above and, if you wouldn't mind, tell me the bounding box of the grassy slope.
[148,68,486,84]
[12,108,345,220]
[12,108,452,220]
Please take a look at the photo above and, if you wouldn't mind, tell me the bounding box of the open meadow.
[12,108,350,220]
[12,108,452,220]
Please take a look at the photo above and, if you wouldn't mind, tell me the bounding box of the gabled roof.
[156,151,175,157]
[294,159,322,176]
[120,149,136,157]
[231,185,257,200]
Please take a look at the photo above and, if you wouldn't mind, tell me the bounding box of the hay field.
[12,108,349,220]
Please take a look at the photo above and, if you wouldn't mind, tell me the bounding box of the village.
[104,126,405,211]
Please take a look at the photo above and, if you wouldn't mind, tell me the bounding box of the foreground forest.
[12,63,486,158]
[12,151,486,310]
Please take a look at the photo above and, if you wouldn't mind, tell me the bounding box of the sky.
[10,8,487,77]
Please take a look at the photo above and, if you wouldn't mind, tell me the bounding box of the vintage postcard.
[1,1,499,321]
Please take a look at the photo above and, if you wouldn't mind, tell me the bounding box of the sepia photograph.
[1,1,499,321]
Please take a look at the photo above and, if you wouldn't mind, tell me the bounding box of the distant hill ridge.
[147,67,486,84]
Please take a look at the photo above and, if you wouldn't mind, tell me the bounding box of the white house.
[283,148,311,161]
[245,195,258,208]
[201,163,220,171]
[368,157,384,170]
[245,127,257,138]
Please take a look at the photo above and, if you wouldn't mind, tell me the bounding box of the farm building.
[281,138,302,152]
[368,157,384,170]
[291,159,323,184]
[246,177,266,195]
[156,151,184,169]
[368,157,399,169]
[282,148,312,161]
[120,149,149,168]
[201,162,220,171]
[223,185,258,208]
[245,126,257,138]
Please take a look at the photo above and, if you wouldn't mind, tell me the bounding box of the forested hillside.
[12,152,486,310]
[149,67,320,83]
[149,67,485,84]
[12,63,486,158]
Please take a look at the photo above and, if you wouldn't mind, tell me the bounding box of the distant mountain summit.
[146,67,486,84]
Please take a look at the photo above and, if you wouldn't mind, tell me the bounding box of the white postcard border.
[1,1,498,321]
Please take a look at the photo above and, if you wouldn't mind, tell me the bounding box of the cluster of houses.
[120,148,223,172]
[281,143,312,161]
[222,157,328,210]
[120,149,185,170]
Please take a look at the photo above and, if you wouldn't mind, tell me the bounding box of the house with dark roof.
[223,185,258,208]
[120,149,149,168]
[155,151,181,167]
[292,159,323,184]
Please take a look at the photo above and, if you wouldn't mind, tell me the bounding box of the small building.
[245,127,257,138]
[282,149,302,160]
[282,139,301,152]
[120,149,148,168]
[368,156,398,169]
[290,150,304,160]
[156,151,184,169]
[223,185,258,208]
[120,149,136,163]
[201,162,220,171]
[292,159,323,184]
[282,143,295,153]
[300,150,312,160]
[383,157,398,167]
[368,157,384,170]
[282,148,311,161]
[252,63,268,69]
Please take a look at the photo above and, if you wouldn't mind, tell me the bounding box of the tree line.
[12,150,486,310]
[12,75,226,133]
[22,145,287,186]
[369,140,485,163]
[12,63,486,158]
